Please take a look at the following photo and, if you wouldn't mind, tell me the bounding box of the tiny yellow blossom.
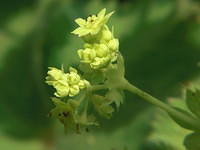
[108,38,119,51]
[78,48,96,63]
[46,67,90,97]
[72,8,114,37]
[91,56,111,69]
[101,28,113,41]
[46,67,69,97]
[78,41,118,69]
[46,67,67,81]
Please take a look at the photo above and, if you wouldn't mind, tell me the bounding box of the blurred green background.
[0,0,200,150]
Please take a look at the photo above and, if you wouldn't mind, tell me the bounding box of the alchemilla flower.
[46,67,90,97]
[46,8,124,133]
[72,9,119,69]
[78,42,118,69]
[72,8,114,37]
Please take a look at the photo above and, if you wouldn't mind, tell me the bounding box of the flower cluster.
[72,8,119,69]
[46,67,90,97]
[46,8,124,133]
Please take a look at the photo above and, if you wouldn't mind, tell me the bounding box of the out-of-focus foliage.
[0,0,200,149]
[143,98,191,150]
[53,109,153,150]
[0,133,44,150]
[184,132,200,150]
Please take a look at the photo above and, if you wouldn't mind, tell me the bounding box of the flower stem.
[88,84,108,92]
[122,79,200,131]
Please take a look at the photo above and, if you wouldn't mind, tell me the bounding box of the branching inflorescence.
[45,9,200,145]
[46,8,125,132]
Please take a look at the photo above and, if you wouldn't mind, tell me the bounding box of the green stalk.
[88,84,108,92]
[122,80,200,131]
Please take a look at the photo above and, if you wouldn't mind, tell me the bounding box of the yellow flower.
[78,48,97,63]
[46,67,90,97]
[101,27,113,41]
[46,67,69,97]
[72,8,114,37]
[78,43,118,69]
[108,38,119,51]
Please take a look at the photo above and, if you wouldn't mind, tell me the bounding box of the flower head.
[78,44,110,69]
[46,8,124,133]
[46,67,90,97]
[78,35,119,69]
[72,8,114,37]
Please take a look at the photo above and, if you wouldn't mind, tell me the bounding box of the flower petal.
[71,27,89,36]
[97,8,106,18]
[75,18,86,26]
[103,11,114,24]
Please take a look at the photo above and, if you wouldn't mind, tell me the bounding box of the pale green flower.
[78,44,109,69]
[66,67,80,85]
[101,27,113,41]
[108,38,119,51]
[91,56,111,69]
[72,8,114,37]
[46,67,67,81]
[78,48,96,63]
[78,41,118,69]
[46,67,69,97]
[95,43,110,57]
[72,8,119,69]
[46,67,90,97]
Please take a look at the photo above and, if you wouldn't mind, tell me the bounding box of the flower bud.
[66,68,80,85]
[101,29,113,41]
[78,48,96,63]
[78,80,90,89]
[46,67,65,81]
[91,56,110,69]
[96,44,109,57]
[108,38,119,51]
[54,82,70,97]
[69,85,80,97]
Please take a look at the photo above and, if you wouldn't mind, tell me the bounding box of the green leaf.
[186,89,200,118]
[145,99,190,150]
[168,107,200,131]
[184,132,200,150]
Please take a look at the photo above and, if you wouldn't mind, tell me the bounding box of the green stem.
[123,81,171,111]
[88,84,108,92]
[122,79,200,130]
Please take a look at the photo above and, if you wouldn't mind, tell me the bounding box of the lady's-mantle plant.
[45,8,200,149]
